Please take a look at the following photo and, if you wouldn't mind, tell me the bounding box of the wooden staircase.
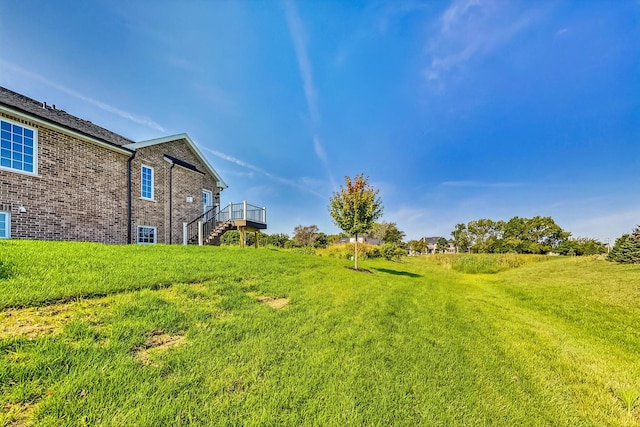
[204,220,234,245]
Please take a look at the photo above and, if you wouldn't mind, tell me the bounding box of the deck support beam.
[237,225,261,248]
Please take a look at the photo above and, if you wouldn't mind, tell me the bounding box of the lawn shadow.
[372,268,422,278]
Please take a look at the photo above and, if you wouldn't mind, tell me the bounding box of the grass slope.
[1,240,639,426]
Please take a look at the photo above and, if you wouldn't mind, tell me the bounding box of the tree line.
[448,216,608,255]
[220,173,636,261]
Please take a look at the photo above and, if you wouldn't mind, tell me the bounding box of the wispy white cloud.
[283,0,337,190]
[425,0,548,85]
[1,60,166,132]
[203,147,325,198]
[283,0,319,125]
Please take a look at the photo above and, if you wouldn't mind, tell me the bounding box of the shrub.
[316,243,381,260]
[380,243,406,261]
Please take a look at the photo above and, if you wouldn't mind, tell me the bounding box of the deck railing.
[184,201,266,245]
[216,202,266,224]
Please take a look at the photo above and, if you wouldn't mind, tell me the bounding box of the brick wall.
[1,112,221,245]
[130,139,219,244]
[0,112,129,243]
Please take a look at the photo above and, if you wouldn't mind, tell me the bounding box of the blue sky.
[1,0,638,242]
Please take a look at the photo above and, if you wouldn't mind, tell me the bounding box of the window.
[141,165,154,200]
[1,119,37,174]
[137,226,156,244]
[0,212,9,239]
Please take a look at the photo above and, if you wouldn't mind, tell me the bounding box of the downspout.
[169,162,175,244]
[126,151,137,244]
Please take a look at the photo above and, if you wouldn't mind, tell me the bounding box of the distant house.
[420,237,457,254]
[0,86,265,244]
[338,236,382,246]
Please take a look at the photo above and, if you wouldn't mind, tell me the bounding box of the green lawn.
[1,240,639,426]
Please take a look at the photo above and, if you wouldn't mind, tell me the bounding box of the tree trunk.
[354,233,359,270]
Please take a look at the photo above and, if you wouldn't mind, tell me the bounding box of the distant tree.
[409,239,426,255]
[329,174,383,270]
[609,226,640,263]
[451,223,469,253]
[314,232,328,248]
[293,225,320,247]
[436,237,449,253]
[220,231,240,246]
[370,222,406,244]
[467,219,501,253]
[220,231,255,246]
[557,238,606,256]
[261,233,290,248]
[458,216,569,254]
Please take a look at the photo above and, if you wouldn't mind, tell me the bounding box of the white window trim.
[0,212,10,239]
[0,117,38,176]
[141,164,154,200]
[136,225,156,244]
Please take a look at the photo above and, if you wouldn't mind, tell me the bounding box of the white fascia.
[125,133,228,189]
[0,105,133,156]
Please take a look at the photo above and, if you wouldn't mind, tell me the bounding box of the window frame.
[0,211,10,239]
[140,164,154,200]
[0,118,38,175]
[136,225,156,244]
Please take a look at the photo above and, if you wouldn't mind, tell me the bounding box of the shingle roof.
[0,86,133,148]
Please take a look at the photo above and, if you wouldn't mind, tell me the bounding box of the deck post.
[262,207,266,224]
[182,222,188,245]
[198,221,203,246]
[228,202,233,220]
[243,200,247,220]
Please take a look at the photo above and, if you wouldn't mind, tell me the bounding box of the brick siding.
[0,111,129,243]
[130,140,219,244]
[1,112,221,244]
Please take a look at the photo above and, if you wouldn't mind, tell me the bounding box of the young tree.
[329,174,383,270]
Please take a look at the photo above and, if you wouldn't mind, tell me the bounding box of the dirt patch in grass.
[0,297,112,339]
[247,293,289,309]
[2,402,37,426]
[133,329,186,365]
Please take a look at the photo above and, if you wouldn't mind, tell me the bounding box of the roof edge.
[0,104,133,156]
[126,134,228,189]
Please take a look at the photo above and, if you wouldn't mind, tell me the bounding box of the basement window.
[137,226,156,244]
[0,212,9,239]
[1,119,37,174]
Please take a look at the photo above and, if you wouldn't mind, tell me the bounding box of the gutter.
[126,151,137,244]
[168,162,175,244]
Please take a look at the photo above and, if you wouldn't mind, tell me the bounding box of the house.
[420,237,457,254]
[338,236,382,246]
[0,86,265,244]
